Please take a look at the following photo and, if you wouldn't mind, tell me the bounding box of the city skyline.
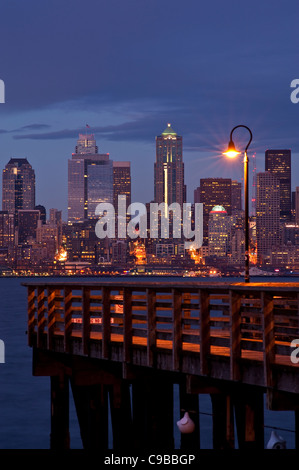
[0,0,299,216]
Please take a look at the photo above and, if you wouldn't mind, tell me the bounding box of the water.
[0,276,296,449]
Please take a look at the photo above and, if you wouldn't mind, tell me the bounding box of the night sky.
[0,0,299,218]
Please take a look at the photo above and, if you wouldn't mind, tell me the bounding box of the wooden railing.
[24,280,299,390]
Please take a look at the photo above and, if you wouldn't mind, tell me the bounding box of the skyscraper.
[113,161,131,209]
[265,149,291,221]
[2,158,35,214]
[113,161,131,238]
[195,178,232,245]
[68,134,113,222]
[208,205,230,258]
[154,124,184,207]
[231,180,242,212]
[256,172,280,261]
[295,187,299,226]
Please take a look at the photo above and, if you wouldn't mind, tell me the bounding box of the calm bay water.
[0,276,296,449]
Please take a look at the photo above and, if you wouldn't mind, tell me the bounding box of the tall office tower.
[17,209,40,244]
[256,172,280,261]
[113,161,131,209]
[2,158,35,213]
[113,161,131,238]
[231,180,242,212]
[68,134,113,222]
[195,178,232,245]
[295,187,299,226]
[208,205,230,258]
[265,149,291,221]
[154,124,184,207]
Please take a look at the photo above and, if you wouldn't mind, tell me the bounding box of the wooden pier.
[23,279,299,450]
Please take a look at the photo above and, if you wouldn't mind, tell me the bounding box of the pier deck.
[23,279,299,450]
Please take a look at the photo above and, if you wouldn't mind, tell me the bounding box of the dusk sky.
[0,0,299,219]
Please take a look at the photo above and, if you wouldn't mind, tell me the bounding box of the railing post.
[27,286,36,346]
[261,291,275,388]
[102,287,111,359]
[37,286,46,348]
[64,286,72,353]
[82,287,91,355]
[199,289,210,375]
[172,288,182,371]
[123,288,132,364]
[47,287,56,350]
[229,290,242,381]
[147,288,156,368]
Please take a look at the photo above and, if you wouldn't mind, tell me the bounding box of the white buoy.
[266,430,286,449]
[177,412,195,434]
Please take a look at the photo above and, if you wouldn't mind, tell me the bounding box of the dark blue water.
[0,276,296,449]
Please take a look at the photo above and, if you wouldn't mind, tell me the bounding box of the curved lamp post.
[223,125,252,283]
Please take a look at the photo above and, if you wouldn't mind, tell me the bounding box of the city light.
[223,140,241,158]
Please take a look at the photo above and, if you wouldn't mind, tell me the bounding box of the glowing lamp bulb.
[223,140,241,158]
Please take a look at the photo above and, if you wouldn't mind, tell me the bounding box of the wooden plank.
[64,287,73,353]
[230,290,242,381]
[199,289,210,375]
[123,288,132,363]
[27,286,36,346]
[37,287,46,348]
[82,287,91,355]
[102,287,111,359]
[261,292,275,388]
[172,288,182,371]
[147,288,156,367]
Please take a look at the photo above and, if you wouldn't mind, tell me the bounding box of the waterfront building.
[2,158,35,214]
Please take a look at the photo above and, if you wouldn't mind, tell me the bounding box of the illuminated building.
[113,161,131,238]
[195,178,232,245]
[0,211,15,248]
[295,187,299,226]
[68,134,113,222]
[230,212,245,266]
[256,172,280,262]
[2,158,35,214]
[154,124,184,207]
[231,180,242,212]
[0,211,15,265]
[265,149,291,221]
[208,205,230,258]
[63,219,110,263]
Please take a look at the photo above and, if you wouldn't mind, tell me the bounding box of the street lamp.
[223,125,252,283]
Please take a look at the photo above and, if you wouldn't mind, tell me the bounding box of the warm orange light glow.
[55,246,67,262]
[223,149,241,158]
[130,240,146,265]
